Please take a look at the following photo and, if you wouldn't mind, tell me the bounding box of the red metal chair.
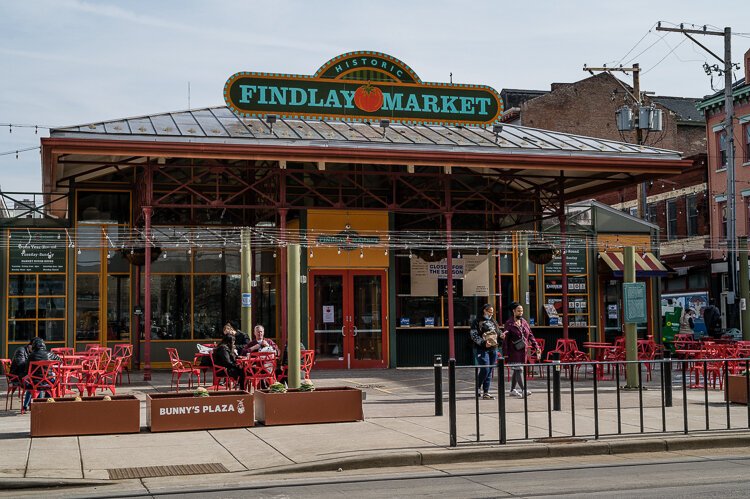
[50,347,75,356]
[21,360,61,414]
[2,359,23,410]
[243,353,277,391]
[113,343,133,384]
[166,348,200,392]
[83,358,122,396]
[278,349,315,384]
[209,353,237,391]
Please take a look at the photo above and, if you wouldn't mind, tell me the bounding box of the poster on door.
[322,305,335,323]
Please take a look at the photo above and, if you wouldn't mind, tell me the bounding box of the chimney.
[745,48,750,84]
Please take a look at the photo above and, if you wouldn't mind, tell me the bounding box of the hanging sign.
[224,51,503,126]
[9,230,66,273]
[623,282,648,323]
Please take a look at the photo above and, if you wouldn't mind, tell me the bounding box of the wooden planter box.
[726,375,750,404]
[30,395,140,437]
[255,387,363,426]
[147,390,253,432]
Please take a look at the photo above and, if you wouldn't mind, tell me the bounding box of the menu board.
[544,243,587,275]
[9,230,66,273]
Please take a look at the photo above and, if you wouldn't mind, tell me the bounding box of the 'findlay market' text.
[238,85,493,115]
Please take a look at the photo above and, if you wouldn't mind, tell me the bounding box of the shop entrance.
[309,270,387,369]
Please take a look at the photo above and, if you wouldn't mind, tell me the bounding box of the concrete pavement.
[1,367,749,492]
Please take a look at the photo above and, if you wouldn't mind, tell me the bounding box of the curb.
[253,433,750,475]
[0,478,114,490]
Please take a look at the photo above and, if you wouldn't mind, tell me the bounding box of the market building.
[0,52,689,370]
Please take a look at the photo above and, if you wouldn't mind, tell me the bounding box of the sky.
[1,0,750,193]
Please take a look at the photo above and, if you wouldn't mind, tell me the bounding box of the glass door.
[309,270,388,369]
[350,271,386,368]
[311,273,346,368]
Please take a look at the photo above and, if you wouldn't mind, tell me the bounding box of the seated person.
[212,334,245,389]
[22,338,61,411]
[278,342,307,381]
[241,325,280,357]
[10,338,35,378]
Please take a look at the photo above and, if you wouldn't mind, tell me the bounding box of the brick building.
[502,72,709,298]
[698,48,750,301]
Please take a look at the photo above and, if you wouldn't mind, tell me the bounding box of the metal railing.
[437,355,750,447]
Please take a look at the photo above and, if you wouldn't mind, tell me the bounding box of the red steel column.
[279,207,288,349]
[446,212,455,359]
[134,266,141,368]
[143,206,152,381]
[560,216,569,339]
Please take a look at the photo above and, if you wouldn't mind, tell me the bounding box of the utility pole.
[583,64,648,218]
[656,23,738,328]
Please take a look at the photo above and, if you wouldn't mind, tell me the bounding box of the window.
[720,202,728,238]
[666,199,678,240]
[745,125,750,163]
[628,207,638,217]
[719,132,728,169]
[9,274,66,343]
[686,195,699,237]
[646,203,657,225]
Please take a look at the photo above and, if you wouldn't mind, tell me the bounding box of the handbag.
[512,336,526,351]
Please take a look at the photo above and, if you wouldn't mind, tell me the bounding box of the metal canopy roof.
[50,106,682,161]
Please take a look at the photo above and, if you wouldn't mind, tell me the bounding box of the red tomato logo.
[353,83,384,113]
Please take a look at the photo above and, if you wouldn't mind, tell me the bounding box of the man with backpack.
[703,299,722,339]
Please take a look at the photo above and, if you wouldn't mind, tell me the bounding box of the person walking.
[703,299,722,339]
[470,304,503,400]
[679,308,695,335]
[503,301,540,398]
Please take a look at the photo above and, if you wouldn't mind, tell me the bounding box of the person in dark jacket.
[212,333,245,389]
[503,302,540,398]
[703,299,722,339]
[225,321,250,352]
[10,338,35,377]
[470,304,504,400]
[22,338,61,411]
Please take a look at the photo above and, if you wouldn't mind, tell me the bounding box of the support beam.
[740,237,750,340]
[287,244,302,388]
[279,208,288,348]
[241,227,252,335]
[518,236,529,314]
[143,206,152,382]
[446,212,455,359]
[624,246,638,388]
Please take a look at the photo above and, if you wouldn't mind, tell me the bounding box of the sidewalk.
[1,367,749,488]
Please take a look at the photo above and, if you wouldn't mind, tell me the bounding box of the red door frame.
[308,269,388,369]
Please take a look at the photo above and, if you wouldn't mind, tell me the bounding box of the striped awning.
[599,251,669,277]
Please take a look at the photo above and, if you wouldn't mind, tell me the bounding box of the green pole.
[739,237,750,340]
[518,236,529,312]
[287,244,301,389]
[240,228,252,335]
[624,246,638,388]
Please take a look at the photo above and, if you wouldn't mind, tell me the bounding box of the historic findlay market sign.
[224,51,504,126]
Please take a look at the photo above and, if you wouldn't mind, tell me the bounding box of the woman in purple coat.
[503,301,541,398]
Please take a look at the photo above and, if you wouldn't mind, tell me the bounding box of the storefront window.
[147,275,191,340]
[107,275,130,341]
[76,275,100,341]
[76,191,130,224]
[193,275,241,338]
[8,268,66,344]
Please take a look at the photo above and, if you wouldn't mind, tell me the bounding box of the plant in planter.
[255,386,363,426]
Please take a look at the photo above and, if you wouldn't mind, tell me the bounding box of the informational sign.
[322,305,335,323]
[623,282,648,324]
[224,51,503,126]
[241,292,252,308]
[410,255,489,297]
[544,276,587,294]
[544,244,587,275]
[607,304,618,319]
[9,230,66,273]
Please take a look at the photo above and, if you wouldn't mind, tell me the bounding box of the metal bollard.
[434,355,443,416]
[497,357,506,444]
[449,358,457,447]
[552,351,561,411]
[663,350,672,407]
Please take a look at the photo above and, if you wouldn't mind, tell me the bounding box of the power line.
[0,146,40,157]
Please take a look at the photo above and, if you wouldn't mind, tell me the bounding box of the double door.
[309,270,387,369]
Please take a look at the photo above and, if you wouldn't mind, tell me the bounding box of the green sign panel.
[224,51,503,126]
[544,244,587,275]
[623,282,648,324]
[9,230,66,273]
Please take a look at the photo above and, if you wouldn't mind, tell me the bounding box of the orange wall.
[307,209,389,268]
